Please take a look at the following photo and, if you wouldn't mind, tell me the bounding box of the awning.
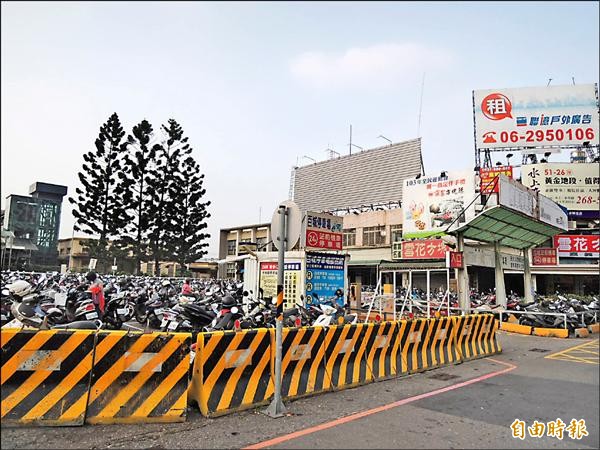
[6,238,38,251]
[450,205,562,250]
[380,261,447,270]
[217,254,252,265]
[347,259,387,267]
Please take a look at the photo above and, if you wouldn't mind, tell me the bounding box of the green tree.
[118,119,158,274]
[68,113,129,272]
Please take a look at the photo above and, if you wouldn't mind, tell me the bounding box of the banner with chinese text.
[259,261,303,308]
[303,211,343,250]
[531,248,558,266]
[400,239,448,260]
[553,235,600,258]
[473,84,599,151]
[522,163,600,218]
[402,171,476,238]
[480,166,513,194]
[305,252,345,306]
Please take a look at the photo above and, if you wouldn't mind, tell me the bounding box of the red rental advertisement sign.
[553,235,600,257]
[480,165,513,194]
[401,239,448,259]
[531,248,558,266]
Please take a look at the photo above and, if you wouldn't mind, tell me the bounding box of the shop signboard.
[303,211,343,250]
[553,234,600,258]
[447,251,464,269]
[521,163,600,219]
[532,248,558,266]
[402,170,476,238]
[501,254,524,271]
[473,84,599,151]
[480,166,513,194]
[259,261,303,307]
[305,252,345,306]
[400,239,448,259]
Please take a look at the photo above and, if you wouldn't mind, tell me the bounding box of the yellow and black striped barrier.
[83,331,191,424]
[363,321,400,381]
[271,326,328,400]
[1,329,96,426]
[453,314,500,361]
[423,316,461,370]
[322,323,371,391]
[188,328,274,417]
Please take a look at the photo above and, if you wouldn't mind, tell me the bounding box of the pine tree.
[118,119,158,274]
[168,150,211,270]
[146,120,188,276]
[68,112,129,272]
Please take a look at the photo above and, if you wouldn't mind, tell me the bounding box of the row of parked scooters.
[1,271,358,332]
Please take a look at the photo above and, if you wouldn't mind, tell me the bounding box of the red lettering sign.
[401,239,447,260]
[531,248,558,266]
[449,251,464,268]
[306,230,343,250]
[553,235,600,257]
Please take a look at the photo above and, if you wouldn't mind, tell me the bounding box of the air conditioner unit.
[567,220,577,230]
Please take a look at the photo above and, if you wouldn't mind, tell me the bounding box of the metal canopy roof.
[449,205,563,250]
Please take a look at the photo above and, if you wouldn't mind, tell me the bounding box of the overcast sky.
[1,1,598,257]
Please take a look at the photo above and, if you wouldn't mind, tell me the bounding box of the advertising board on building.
[402,170,476,238]
[303,211,343,250]
[498,174,537,217]
[473,84,599,151]
[521,163,600,219]
[399,238,448,259]
[259,261,303,307]
[532,248,558,266]
[305,252,345,306]
[447,251,464,268]
[480,166,513,194]
[553,235,600,258]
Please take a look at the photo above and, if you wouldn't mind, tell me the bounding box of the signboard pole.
[523,247,534,303]
[494,241,507,307]
[456,233,469,314]
[265,205,288,418]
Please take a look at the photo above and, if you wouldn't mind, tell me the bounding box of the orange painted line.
[243,358,516,450]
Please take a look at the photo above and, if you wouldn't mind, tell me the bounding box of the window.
[343,229,356,247]
[226,263,236,278]
[362,226,385,246]
[390,225,403,243]
[256,237,268,251]
[227,239,237,255]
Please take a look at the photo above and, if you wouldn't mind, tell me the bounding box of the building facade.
[2,182,67,270]
[217,222,274,279]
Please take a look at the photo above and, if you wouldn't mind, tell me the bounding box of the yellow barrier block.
[500,321,532,335]
[588,323,600,334]
[532,327,569,338]
[507,314,519,324]
[574,328,590,338]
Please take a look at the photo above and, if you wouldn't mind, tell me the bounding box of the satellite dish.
[271,200,302,251]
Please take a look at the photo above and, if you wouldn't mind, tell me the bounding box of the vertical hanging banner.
[305,252,345,306]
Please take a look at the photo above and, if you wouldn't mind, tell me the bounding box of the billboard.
[473,84,599,150]
[479,165,513,194]
[303,211,343,250]
[402,170,477,238]
[521,163,600,219]
[305,252,345,307]
[294,138,422,212]
[498,174,537,217]
[553,235,600,258]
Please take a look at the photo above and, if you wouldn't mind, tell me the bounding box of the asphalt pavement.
[2,332,598,449]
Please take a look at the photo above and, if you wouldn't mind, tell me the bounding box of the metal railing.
[497,309,598,330]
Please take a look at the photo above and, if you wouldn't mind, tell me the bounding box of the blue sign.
[305,252,345,307]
